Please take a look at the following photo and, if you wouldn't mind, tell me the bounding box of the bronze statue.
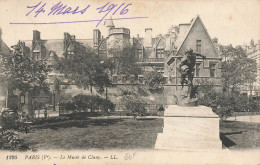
[177,49,206,90]
[175,48,206,106]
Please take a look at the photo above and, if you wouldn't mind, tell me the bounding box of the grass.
[17,118,260,150]
[232,112,260,116]
[18,118,163,150]
[220,121,260,150]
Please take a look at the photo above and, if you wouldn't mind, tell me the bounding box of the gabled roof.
[0,39,12,55]
[23,39,94,57]
[133,37,144,49]
[176,15,219,56]
[154,36,167,49]
[167,15,220,65]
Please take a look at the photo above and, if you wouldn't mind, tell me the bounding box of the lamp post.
[53,90,56,111]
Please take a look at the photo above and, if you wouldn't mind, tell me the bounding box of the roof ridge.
[175,15,199,55]
[175,15,219,56]
[22,39,93,42]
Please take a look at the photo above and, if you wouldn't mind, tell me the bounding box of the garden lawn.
[18,118,163,150]
[18,118,260,150]
[220,121,260,150]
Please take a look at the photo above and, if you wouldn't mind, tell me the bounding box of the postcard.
[0,0,259,164]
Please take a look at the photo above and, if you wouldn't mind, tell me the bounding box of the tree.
[0,45,50,115]
[108,38,140,78]
[197,80,259,120]
[144,71,166,92]
[220,45,257,93]
[0,53,50,93]
[122,94,147,118]
[57,45,112,94]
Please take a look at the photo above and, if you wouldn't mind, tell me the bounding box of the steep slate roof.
[176,15,219,56]
[23,39,94,58]
[77,39,94,48]
[44,40,64,56]
[0,39,12,54]
[167,15,220,65]
[154,36,167,49]
[133,37,144,49]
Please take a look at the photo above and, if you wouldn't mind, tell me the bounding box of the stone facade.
[0,28,13,109]
[3,15,222,113]
[165,15,222,91]
[242,40,260,97]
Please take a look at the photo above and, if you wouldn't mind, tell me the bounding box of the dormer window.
[156,49,164,58]
[135,49,143,58]
[34,52,41,60]
[67,51,74,60]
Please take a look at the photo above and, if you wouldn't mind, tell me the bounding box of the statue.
[175,48,206,106]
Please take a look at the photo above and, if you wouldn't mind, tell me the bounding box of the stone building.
[242,40,260,97]
[0,28,13,109]
[6,15,223,113]
[165,15,222,91]
[21,31,93,115]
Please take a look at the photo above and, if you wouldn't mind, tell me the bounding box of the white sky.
[0,0,259,47]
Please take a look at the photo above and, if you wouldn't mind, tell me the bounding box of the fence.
[58,103,170,116]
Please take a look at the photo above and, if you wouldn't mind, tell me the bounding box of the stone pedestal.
[155,105,222,150]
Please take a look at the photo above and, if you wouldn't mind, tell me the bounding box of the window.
[209,63,216,77]
[138,76,144,84]
[34,52,40,60]
[67,51,74,60]
[20,94,25,104]
[156,49,164,58]
[156,67,164,74]
[112,75,118,83]
[121,75,127,84]
[196,40,202,53]
[195,63,201,77]
[135,49,142,59]
[33,88,40,96]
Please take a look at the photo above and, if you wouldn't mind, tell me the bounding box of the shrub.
[144,71,166,93]
[61,94,115,113]
[123,95,147,116]
[198,90,259,121]
[0,110,20,130]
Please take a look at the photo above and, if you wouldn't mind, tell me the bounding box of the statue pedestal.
[155,105,222,150]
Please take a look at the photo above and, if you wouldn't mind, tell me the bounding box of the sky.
[0,0,259,48]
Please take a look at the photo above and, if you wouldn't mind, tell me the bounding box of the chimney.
[0,28,2,52]
[144,28,152,47]
[212,38,218,44]
[178,24,190,37]
[93,29,101,48]
[137,34,139,38]
[63,32,71,51]
[212,37,218,48]
[33,30,41,41]
[70,35,76,40]
[64,32,70,40]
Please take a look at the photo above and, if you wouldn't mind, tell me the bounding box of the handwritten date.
[26,1,132,27]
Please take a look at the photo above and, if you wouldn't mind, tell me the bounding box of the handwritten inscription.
[25,1,132,27]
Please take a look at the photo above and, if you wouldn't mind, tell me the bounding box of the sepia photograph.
[0,0,259,164]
